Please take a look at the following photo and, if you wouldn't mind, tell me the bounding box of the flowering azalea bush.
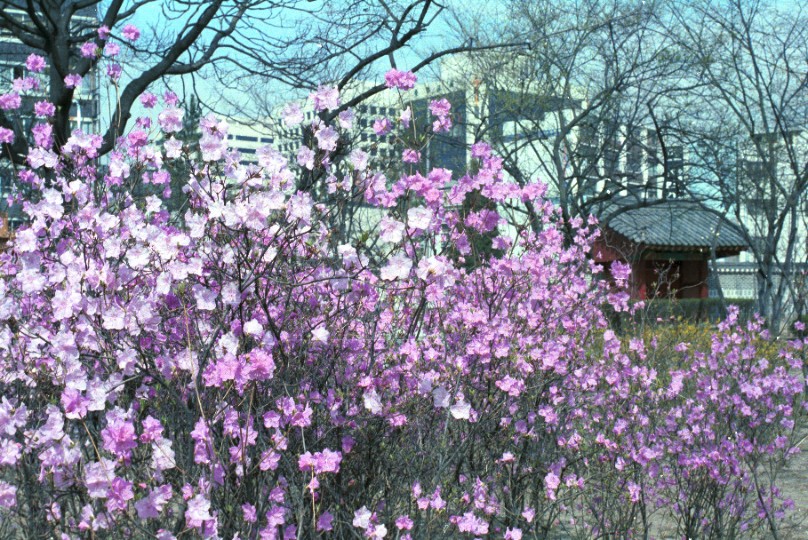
[0,40,805,539]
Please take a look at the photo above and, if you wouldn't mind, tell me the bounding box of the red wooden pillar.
[699,259,709,299]
[634,260,648,300]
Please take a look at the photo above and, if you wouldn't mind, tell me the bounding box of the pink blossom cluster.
[429,98,453,133]
[384,68,417,90]
[0,51,804,540]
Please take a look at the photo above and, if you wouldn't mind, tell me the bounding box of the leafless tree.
[210,1,529,127]
[0,0,264,164]
[0,0,492,164]
[448,0,808,330]
[662,0,808,330]
[446,0,690,230]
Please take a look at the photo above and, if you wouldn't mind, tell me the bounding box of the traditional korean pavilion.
[592,199,747,300]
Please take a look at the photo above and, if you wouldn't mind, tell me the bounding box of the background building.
[226,120,275,166]
[710,129,808,313]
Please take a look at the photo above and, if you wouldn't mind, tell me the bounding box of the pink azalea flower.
[200,135,225,161]
[379,216,404,243]
[311,326,329,344]
[140,92,158,108]
[429,98,451,117]
[545,471,560,500]
[84,459,116,498]
[0,92,21,110]
[163,90,179,106]
[287,191,313,222]
[281,102,304,126]
[400,106,412,128]
[402,148,420,163]
[34,101,55,117]
[101,414,137,459]
[0,482,16,508]
[121,24,141,41]
[80,42,98,58]
[505,527,523,540]
[456,512,488,534]
[185,493,212,529]
[363,389,383,414]
[140,416,164,443]
[127,129,148,148]
[611,260,632,282]
[135,484,173,519]
[471,141,491,159]
[163,137,182,159]
[64,74,83,89]
[316,511,334,531]
[25,54,46,73]
[104,42,120,56]
[450,399,471,420]
[433,115,452,133]
[315,125,339,152]
[338,108,354,129]
[407,206,433,230]
[106,477,134,512]
[32,123,53,148]
[395,515,413,530]
[242,503,257,523]
[158,107,184,133]
[106,63,122,80]
[627,481,641,503]
[380,254,412,281]
[373,117,392,136]
[384,68,417,90]
[297,146,315,170]
[353,506,372,529]
[310,85,339,111]
[61,388,89,419]
[349,149,369,171]
[12,76,38,92]
[0,440,20,467]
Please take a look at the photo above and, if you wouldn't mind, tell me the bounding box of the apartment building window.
[646,129,660,168]
[577,123,599,176]
[626,136,643,185]
[604,144,620,178]
[746,156,776,182]
[666,146,684,195]
[751,235,768,255]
